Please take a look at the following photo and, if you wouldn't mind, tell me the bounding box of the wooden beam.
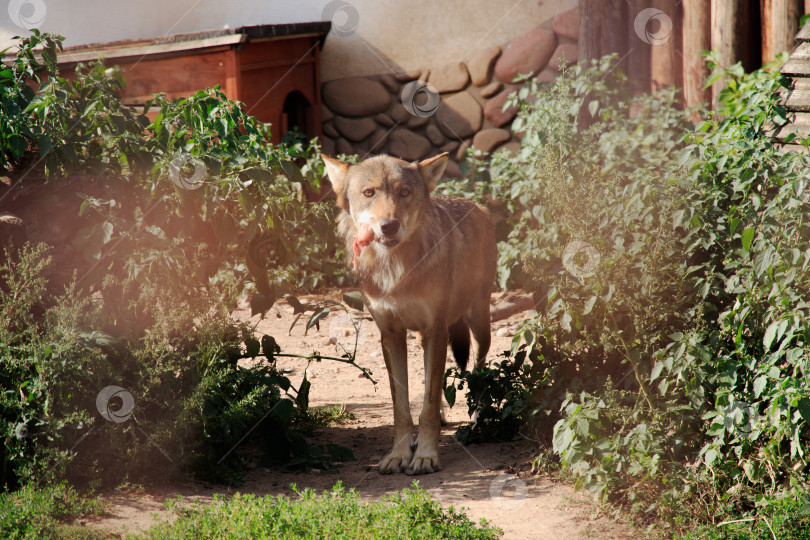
[761,0,803,64]
[650,0,683,91]
[682,0,711,113]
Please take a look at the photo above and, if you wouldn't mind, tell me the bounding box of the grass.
[0,482,104,539]
[1,480,500,539]
[143,482,502,539]
[678,493,810,540]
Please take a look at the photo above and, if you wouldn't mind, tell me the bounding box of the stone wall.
[319,7,579,177]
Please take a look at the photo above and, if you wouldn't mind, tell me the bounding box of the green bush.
[144,482,501,539]
[0,481,102,539]
[449,51,810,531]
[1,32,360,492]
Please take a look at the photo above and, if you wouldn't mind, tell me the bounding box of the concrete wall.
[1,0,576,81]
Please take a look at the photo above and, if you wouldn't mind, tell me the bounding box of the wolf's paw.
[379,450,413,474]
[406,452,441,475]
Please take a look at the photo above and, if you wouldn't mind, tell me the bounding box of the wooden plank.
[682,0,711,114]
[781,57,810,75]
[626,0,651,98]
[579,0,604,62]
[771,111,810,140]
[57,34,246,64]
[651,0,683,91]
[797,22,810,42]
[786,41,810,59]
[601,0,627,59]
[779,77,810,110]
[711,0,753,108]
[761,0,803,63]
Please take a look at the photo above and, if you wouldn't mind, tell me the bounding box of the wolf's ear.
[418,153,448,193]
[321,154,351,209]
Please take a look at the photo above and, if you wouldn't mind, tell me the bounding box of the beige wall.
[1,0,576,80]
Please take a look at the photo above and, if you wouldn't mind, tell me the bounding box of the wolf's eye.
[400,188,411,197]
[363,189,375,197]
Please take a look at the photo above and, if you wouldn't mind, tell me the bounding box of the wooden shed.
[56,23,331,143]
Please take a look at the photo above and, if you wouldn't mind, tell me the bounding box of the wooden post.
[650,0,683,91]
[682,0,711,113]
[761,0,803,64]
[579,0,604,62]
[710,0,753,108]
[626,0,652,99]
[601,0,628,59]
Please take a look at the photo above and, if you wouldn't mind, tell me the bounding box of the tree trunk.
[682,0,711,114]
[761,0,802,64]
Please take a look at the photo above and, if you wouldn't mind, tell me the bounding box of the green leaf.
[245,337,260,358]
[444,384,456,409]
[261,335,281,357]
[797,398,810,423]
[753,375,768,398]
[305,307,331,332]
[763,321,778,350]
[650,361,664,383]
[279,160,307,184]
[296,374,310,412]
[342,291,364,311]
[741,227,755,252]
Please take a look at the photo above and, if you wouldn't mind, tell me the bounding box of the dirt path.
[87,293,638,539]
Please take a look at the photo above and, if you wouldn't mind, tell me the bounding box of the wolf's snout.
[380,219,400,237]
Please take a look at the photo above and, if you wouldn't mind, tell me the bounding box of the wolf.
[321,152,497,475]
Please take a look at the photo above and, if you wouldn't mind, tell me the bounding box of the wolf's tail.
[448,318,471,371]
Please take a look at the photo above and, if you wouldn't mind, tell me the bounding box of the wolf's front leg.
[408,325,448,475]
[378,325,414,474]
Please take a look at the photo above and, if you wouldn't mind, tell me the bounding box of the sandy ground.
[85,292,639,539]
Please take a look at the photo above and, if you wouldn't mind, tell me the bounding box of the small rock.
[484,88,519,128]
[479,81,503,98]
[323,77,391,117]
[496,327,509,337]
[323,122,339,138]
[536,69,557,85]
[375,113,395,127]
[389,103,412,123]
[379,73,400,93]
[444,160,461,179]
[387,129,432,161]
[322,105,334,122]
[473,128,511,153]
[435,91,483,139]
[394,69,421,82]
[468,45,501,86]
[428,62,470,93]
[368,129,390,153]
[439,140,460,154]
[334,116,377,142]
[425,124,445,146]
[552,7,580,41]
[322,336,337,346]
[495,27,557,82]
[407,116,430,129]
[321,137,336,156]
[455,139,471,161]
[548,43,579,71]
[336,137,353,155]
